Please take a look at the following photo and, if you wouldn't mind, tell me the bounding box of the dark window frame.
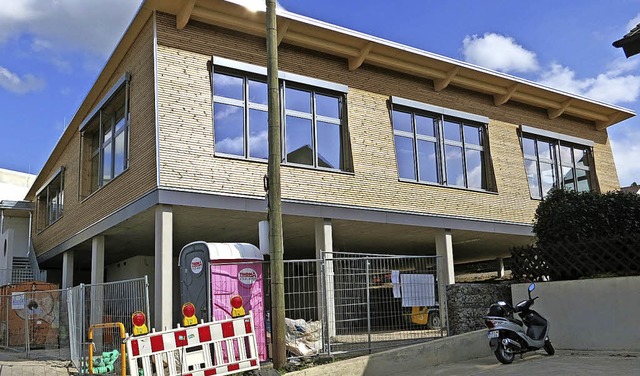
[212,67,353,172]
[391,103,494,192]
[36,167,64,231]
[521,132,594,199]
[79,75,130,198]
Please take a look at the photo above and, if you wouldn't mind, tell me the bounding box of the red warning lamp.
[131,311,148,336]
[182,302,198,327]
[230,294,246,318]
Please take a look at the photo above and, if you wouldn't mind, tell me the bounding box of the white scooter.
[482,283,554,364]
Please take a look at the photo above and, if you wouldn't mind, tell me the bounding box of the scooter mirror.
[528,283,536,292]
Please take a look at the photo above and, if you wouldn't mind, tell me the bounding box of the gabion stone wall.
[446,283,513,335]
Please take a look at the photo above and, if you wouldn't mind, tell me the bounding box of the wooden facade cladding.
[155,12,619,225]
[32,17,158,256]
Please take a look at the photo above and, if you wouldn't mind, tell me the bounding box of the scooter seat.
[507,317,523,326]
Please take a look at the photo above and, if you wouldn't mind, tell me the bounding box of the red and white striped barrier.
[124,312,260,376]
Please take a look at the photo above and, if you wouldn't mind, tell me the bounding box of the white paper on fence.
[400,274,436,307]
[391,270,401,298]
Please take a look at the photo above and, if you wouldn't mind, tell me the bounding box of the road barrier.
[124,312,260,376]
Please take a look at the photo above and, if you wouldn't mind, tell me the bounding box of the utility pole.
[265,0,286,369]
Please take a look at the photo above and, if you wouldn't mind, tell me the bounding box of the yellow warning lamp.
[230,295,246,318]
[182,302,198,327]
[131,311,148,336]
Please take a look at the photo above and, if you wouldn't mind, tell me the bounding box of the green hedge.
[533,188,640,245]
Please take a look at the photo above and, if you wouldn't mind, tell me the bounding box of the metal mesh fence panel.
[261,252,446,359]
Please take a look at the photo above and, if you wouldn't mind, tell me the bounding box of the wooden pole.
[266,0,286,369]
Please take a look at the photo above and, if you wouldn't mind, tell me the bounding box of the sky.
[1,0,640,186]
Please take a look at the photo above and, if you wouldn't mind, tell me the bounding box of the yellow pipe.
[87,322,127,376]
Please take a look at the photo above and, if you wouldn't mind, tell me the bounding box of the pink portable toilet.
[179,242,268,361]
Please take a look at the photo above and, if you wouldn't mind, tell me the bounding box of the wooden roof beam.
[494,84,519,106]
[433,67,459,92]
[348,42,373,71]
[277,19,290,45]
[595,112,624,130]
[547,99,573,120]
[177,0,197,30]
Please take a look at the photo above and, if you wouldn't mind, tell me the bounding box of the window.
[391,98,493,191]
[80,75,130,196]
[522,133,593,199]
[36,168,64,230]
[211,59,352,172]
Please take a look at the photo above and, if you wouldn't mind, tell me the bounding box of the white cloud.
[462,33,539,73]
[0,0,142,56]
[539,63,640,104]
[0,66,44,94]
[611,127,640,187]
[626,13,640,33]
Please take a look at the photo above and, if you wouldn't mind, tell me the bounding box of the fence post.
[365,259,371,354]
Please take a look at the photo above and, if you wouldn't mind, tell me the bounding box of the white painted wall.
[512,276,640,351]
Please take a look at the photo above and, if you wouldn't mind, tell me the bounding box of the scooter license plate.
[487,330,499,339]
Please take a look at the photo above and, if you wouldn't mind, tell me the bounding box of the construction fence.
[262,252,447,358]
[0,277,150,374]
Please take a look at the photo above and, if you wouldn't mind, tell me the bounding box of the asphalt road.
[393,351,640,376]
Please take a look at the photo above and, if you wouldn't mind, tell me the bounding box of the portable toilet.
[179,242,268,361]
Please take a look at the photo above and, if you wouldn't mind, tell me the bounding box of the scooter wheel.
[495,344,515,364]
[543,339,555,355]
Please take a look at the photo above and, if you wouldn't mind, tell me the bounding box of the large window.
[212,62,351,172]
[36,168,64,230]
[522,133,593,199]
[391,99,493,191]
[80,75,129,197]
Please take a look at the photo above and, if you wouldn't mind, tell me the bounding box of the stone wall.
[446,283,512,335]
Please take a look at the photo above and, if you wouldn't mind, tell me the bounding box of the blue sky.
[1,0,640,186]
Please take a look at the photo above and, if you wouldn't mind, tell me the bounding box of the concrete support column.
[435,229,455,285]
[62,251,74,289]
[315,218,336,338]
[90,236,105,341]
[497,258,505,279]
[155,205,173,331]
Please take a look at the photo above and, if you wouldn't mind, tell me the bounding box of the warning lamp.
[182,302,198,327]
[230,294,246,318]
[131,311,148,336]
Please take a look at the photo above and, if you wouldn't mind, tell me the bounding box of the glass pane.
[248,80,267,105]
[538,140,553,160]
[91,130,100,154]
[525,160,541,199]
[214,103,244,156]
[249,109,268,159]
[444,121,461,142]
[522,137,536,157]
[562,166,575,191]
[114,131,126,176]
[574,148,590,169]
[559,145,573,166]
[392,110,412,133]
[394,135,416,180]
[102,142,112,183]
[285,87,311,113]
[91,154,99,192]
[463,125,482,146]
[465,149,484,189]
[317,121,341,169]
[214,73,244,100]
[285,116,313,165]
[539,162,555,197]
[445,145,464,186]
[415,115,435,137]
[316,94,340,119]
[417,140,438,183]
[103,121,112,143]
[576,169,590,192]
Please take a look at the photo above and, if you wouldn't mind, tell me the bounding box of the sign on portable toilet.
[179,242,268,361]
